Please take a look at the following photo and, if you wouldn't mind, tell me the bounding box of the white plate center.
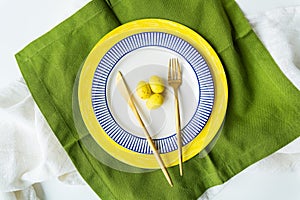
[107,46,199,139]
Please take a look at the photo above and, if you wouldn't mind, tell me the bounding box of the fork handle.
[174,88,183,176]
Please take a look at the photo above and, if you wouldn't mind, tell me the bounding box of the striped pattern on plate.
[91,32,214,154]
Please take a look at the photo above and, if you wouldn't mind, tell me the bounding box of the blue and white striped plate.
[91,31,214,154]
[78,19,228,168]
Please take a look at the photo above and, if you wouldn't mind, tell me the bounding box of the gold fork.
[168,58,183,176]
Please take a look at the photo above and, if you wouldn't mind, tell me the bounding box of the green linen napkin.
[16,0,300,199]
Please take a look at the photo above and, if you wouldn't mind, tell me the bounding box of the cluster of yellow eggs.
[136,75,165,109]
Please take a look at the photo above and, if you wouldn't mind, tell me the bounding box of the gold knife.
[116,71,173,187]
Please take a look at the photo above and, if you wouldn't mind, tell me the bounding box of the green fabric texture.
[15,0,300,199]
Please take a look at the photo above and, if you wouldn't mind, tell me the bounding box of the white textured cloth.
[0,80,84,199]
[0,5,300,200]
[249,7,300,90]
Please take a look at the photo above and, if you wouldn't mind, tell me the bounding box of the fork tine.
[174,58,177,79]
[172,58,175,79]
[176,58,181,80]
[168,59,172,80]
[172,58,176,79]
[168,58,182,81]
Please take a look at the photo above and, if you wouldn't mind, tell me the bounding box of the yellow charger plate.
[78,19,228,169]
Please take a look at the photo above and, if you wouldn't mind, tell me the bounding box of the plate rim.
[78,18,228,169]
[92,33,214,154]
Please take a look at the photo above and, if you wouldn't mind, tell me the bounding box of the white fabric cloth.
[249,6,300,90]
[0,5,299,200]
[0,80,84,199]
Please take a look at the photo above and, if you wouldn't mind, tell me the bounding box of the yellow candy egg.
[149,75,165,94]
[146,93,164,110]
[136,81,152,99]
